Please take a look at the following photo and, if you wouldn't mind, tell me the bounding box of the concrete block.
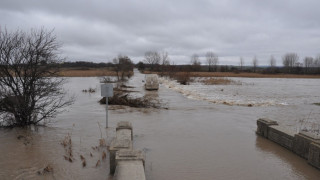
[116,121,133,140]
[268,125,295,151]
[145,74,159,90]
[116,149,145,168]
[109,139,133,174]
[116,129,132,141]
[256,118,278,138]
[116,121,132,131]
[300,131,320,141]
[114,161,146,180]
[308,142,320,169]
[109,121,133,174]
[293,131,320,159]
[114,149,146,180]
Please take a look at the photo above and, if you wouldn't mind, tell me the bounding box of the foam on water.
[160,77,293,107]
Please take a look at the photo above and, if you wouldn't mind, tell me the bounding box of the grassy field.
[144,71,320,78]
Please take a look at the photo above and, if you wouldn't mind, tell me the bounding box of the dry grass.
[99,139,106,147]
[82,88,96,93]
[145,71,320,78]
[201,77,242,85]
[61,133,73,162]
[37,164,53,175]
[80,155,86,167]
[102,151,106,160]
[95,160,101,167]
[58,68,117,77]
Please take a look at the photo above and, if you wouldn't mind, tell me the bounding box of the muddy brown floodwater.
[1,70,320,180]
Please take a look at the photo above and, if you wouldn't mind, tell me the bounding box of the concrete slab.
[109,121,134,174]
[116,121,133,140]
[116,149,145,167]
[116,121,133,131]
[300,131,320,141]
[109,139,133,174]
[116,129,133,141]
[114,161,146,180]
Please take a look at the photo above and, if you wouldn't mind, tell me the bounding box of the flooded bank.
[1,70,320,180]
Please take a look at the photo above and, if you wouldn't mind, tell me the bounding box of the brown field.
[144,71,320,78]
[58,68,117,77]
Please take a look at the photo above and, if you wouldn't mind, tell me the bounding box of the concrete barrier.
[116,121,133,141]
[293,131,320,159]
[256,119,320,170]
[109,121,133,174]
[109,121,146,179]
[256,118,278,138]
[114,149,146,180]
[268,125,295,150]
[308,142,320,169]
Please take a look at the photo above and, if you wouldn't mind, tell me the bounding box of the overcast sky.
[1,0,320,65]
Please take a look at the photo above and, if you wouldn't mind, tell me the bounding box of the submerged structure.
[145,74,159,90]
[256,118,320,170]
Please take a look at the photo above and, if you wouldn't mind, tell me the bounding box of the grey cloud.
[1,0,320,65]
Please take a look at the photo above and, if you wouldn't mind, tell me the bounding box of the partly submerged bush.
[174,72,191,85]
[201,77,242,85]
[99,92,160,108]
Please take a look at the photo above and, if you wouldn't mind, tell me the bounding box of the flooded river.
[0,70,320,180]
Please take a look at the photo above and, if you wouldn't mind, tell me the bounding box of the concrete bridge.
[109,121,146,180]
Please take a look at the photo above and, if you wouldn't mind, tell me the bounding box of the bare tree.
[282,53,299,73]
[269,55,276,68]
[304,57,314,73]
[206,51,218,72]
[159,51,170,76]
[113,55,133,81]
[252,56,258,73]
[239,57,244,71]
[314,55,320,73]
[160,51,170,66]
[190,54,201,71]
[191,54,200,64]
[0,28,73,127]
[144,51,160,70]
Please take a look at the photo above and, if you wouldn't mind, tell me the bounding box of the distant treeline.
[135,62,320,75]
[60,61,114,68]
[136,51,320,75]
[51,59,320,75]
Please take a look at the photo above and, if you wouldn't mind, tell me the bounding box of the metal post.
[106,97,108,128]
[101,83,113,128]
